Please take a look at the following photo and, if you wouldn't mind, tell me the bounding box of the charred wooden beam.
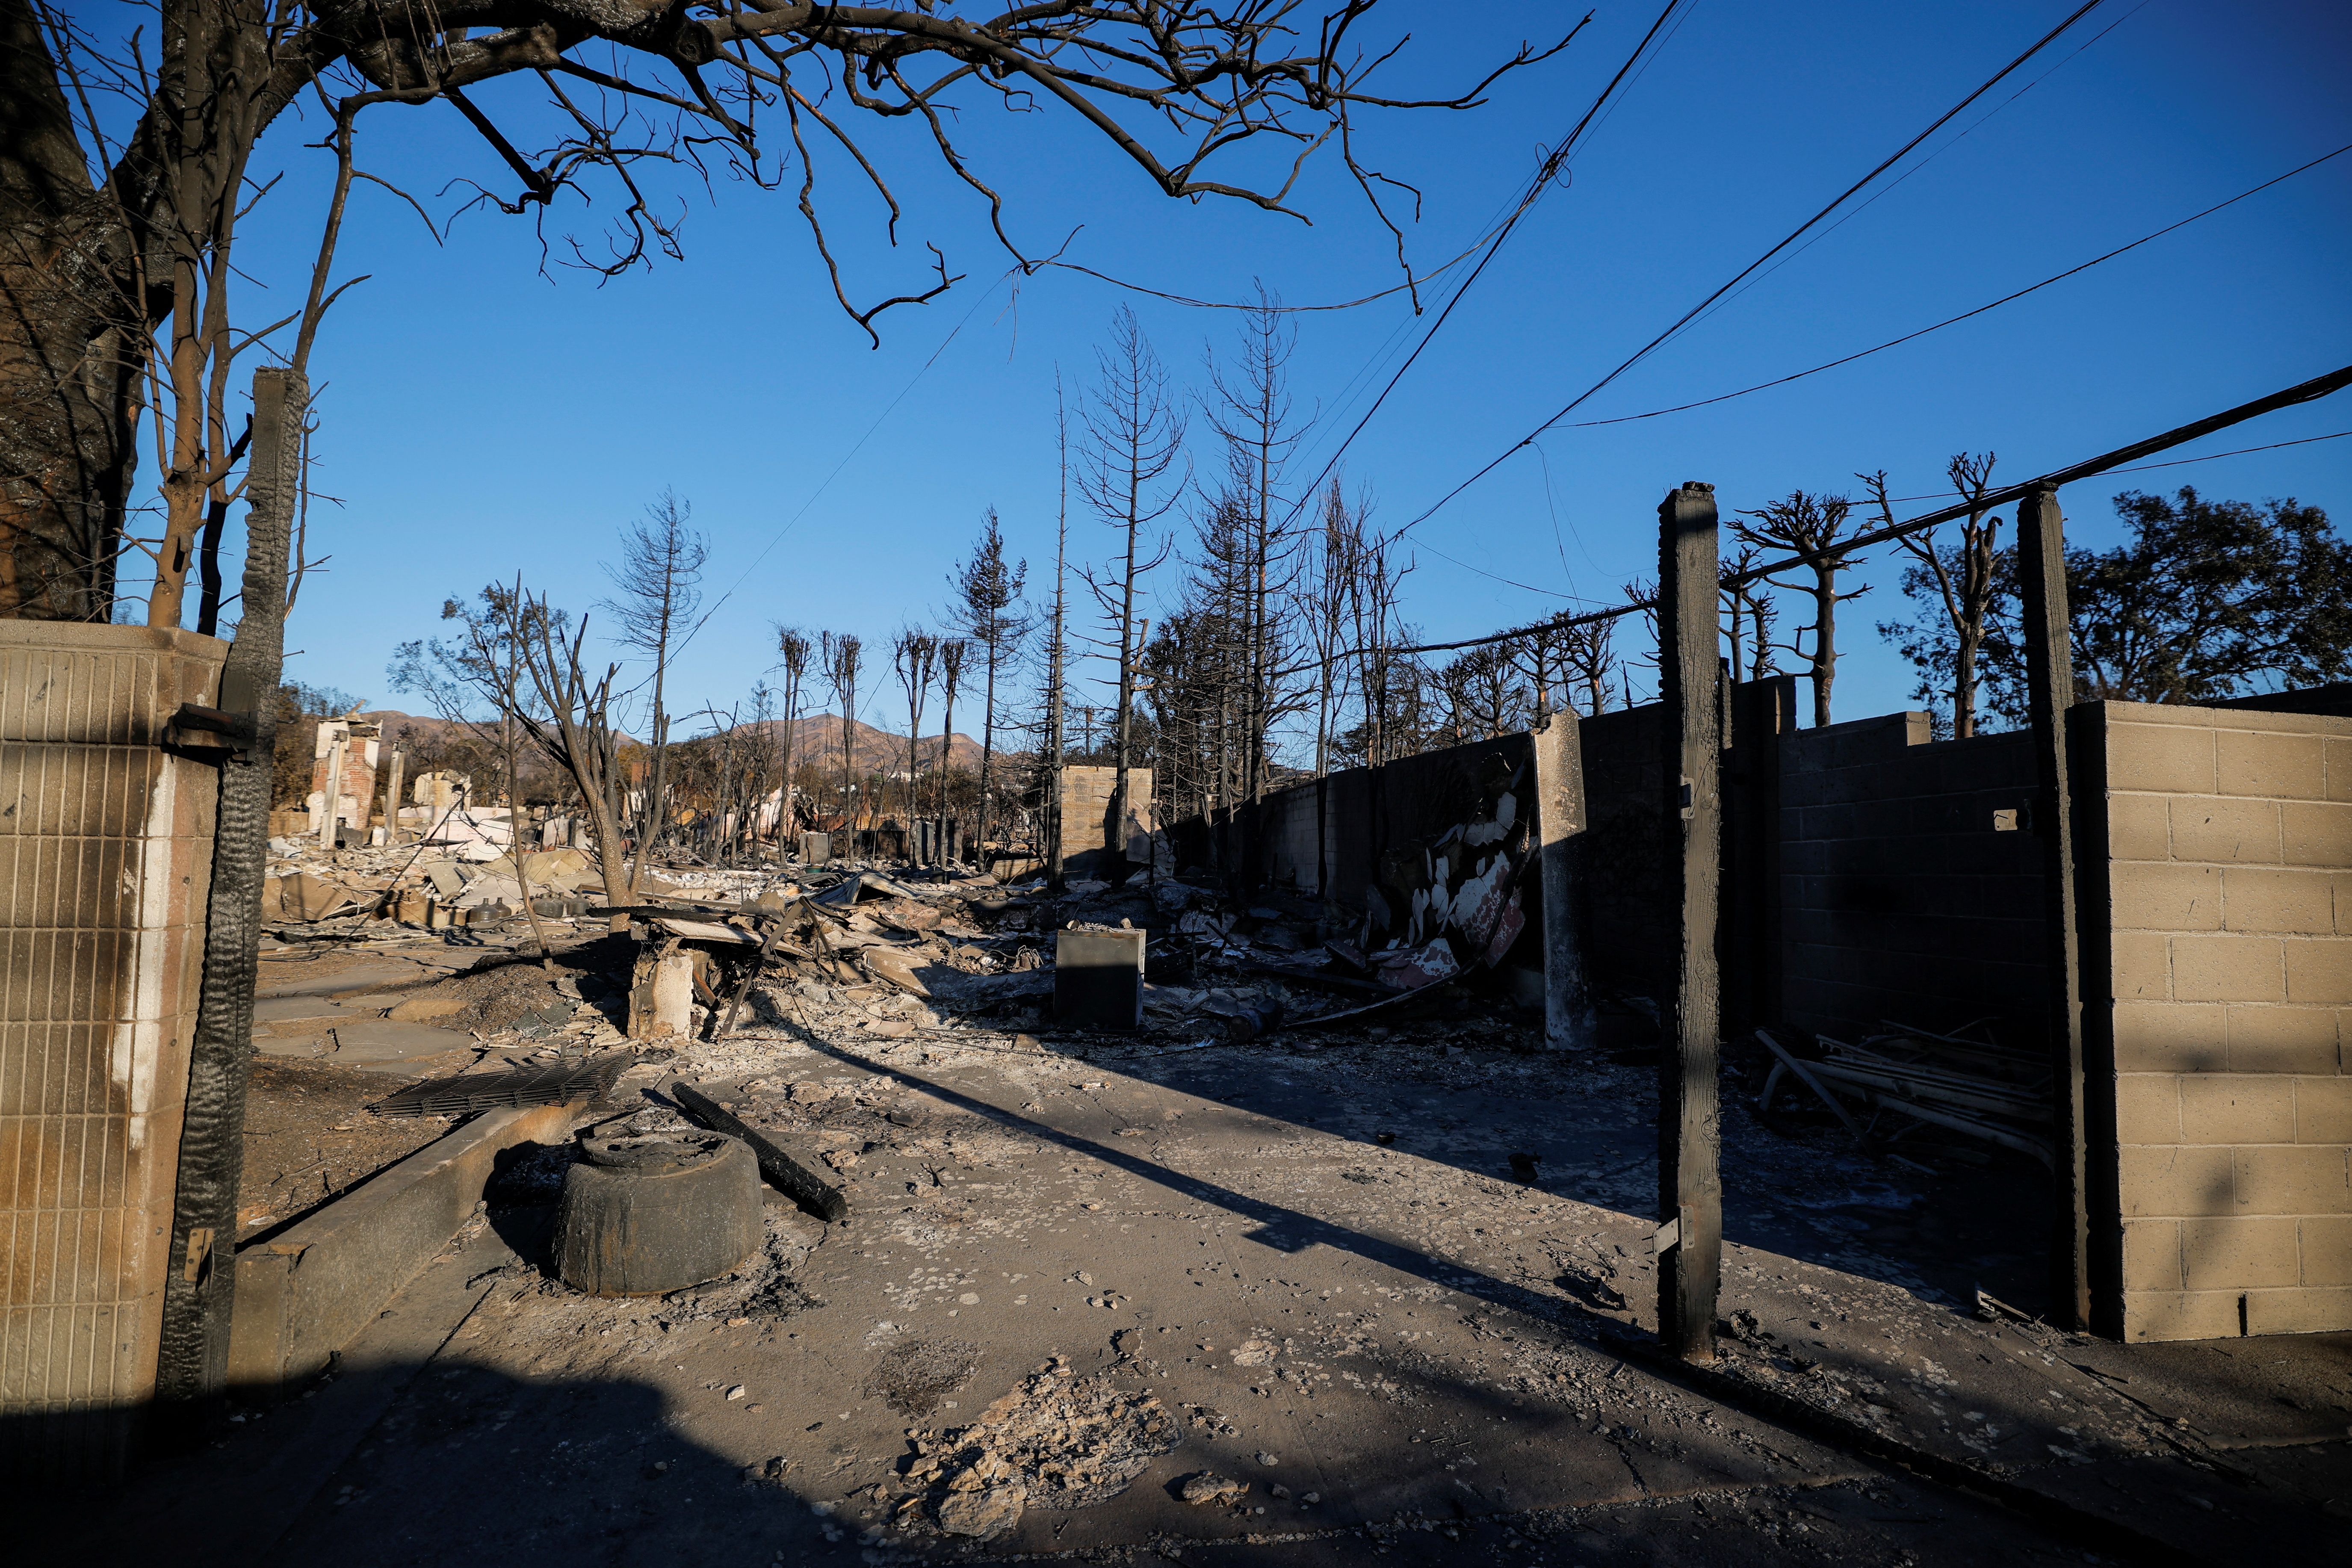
[1657,481,1724,1363]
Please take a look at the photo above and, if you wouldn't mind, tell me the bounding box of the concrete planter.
[0,619,227,1482]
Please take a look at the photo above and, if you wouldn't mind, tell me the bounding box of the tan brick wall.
[2096,702,2352,1340]
[1054,765,1152,855]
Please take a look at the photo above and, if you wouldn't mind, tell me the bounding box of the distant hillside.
[766,714,992,777]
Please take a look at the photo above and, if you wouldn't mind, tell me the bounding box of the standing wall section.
[1576,701,1673,1006]
[1777,712,2045,1047]
[2080,700,2352,1341]
[1054,765,1152,856]
[0,622,227,1481]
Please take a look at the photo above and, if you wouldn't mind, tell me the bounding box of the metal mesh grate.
[0,623,225,1484]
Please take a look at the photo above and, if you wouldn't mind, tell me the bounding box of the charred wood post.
[2018,487,2091,1331]
[155,367,305,1430]
[1657,481,1724,1362]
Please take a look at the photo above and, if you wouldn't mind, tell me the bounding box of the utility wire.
[1268,0,1696,529]
[1421,425,2352,599]
[1388,0,2112,546]
[1309,361,2352,667]
[1554,142,2351,435]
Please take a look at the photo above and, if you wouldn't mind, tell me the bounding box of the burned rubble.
[78,804,2344,1568]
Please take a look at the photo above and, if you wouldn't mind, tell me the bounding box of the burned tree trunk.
[0,0,144,620]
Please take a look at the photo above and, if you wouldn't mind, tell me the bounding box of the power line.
[1269,0,1696,527]
[1388,0,2112,546]
[1339,361,2352,664]
[1682,0,2151,338]
[670,269,1011,665]
[1544,141,2352,434]
[1411,142,2352,602]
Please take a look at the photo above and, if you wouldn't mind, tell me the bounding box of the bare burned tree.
[1556,613,1619,718]
[891,624,938,834]
[771,624,812,836]
[1510,614,1575,723]
[402,579,637,927]
[1079,307,1183,872]
[5,0,1575,625]
[1731,490,1870,728]
[1872,453,2003,738]
[934,636,967,855]
[1719,543,1780,686]
[820,629,862,827]
[600,490,705,889]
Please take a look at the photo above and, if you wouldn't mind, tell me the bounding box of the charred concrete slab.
[226,1100,577,1399]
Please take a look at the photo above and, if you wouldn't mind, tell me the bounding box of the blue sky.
[134,0,2352,751]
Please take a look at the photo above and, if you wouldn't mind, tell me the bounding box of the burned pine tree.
[1078,309,1184,872]
[1297,481,1366,777]
[1044,378,1075,885]
[948,512,1031,865]
[599,491,705,886]
[1200,289,1307,805]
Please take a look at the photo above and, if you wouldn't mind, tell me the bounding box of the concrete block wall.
[1577,701,1673,1005]
[1227,735,1529,914]
[2084,701,2352,1341]
[1778,712,2045,1047]
[1055,765,1151,855]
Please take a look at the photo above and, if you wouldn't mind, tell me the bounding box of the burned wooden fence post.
[2018,487,2091,1332]
[1532,709,1594,1049]
[1657,481,1724,1362]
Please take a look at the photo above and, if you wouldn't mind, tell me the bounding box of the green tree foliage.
[1885,487,2352,727]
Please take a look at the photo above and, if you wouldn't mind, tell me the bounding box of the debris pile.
[1755,1021,2054,1167]
[875,1355,1182,1540]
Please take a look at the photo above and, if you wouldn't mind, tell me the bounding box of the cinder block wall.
[1054,765,1151,855]
[1576,701,1674,1005]
[1777,712,2045,1047]
[2084,701,2352,1341]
